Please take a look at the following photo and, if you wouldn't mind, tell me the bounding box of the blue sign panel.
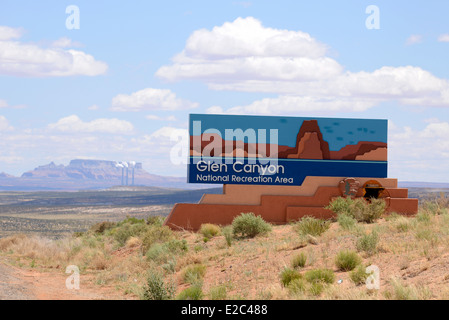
[188,114,388,186]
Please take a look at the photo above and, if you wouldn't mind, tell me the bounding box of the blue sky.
[1,1,449,182]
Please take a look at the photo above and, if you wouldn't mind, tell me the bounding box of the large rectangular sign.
[188,114,388,186]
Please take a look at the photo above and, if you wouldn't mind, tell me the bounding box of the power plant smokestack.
[115,163,124,185]
[130,161,136,186]
[122,162,129,186]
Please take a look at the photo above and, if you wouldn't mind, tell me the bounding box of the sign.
[188,114,388,186]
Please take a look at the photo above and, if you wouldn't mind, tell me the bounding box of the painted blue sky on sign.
[190,114,387,151]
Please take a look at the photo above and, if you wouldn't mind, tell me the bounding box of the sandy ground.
[0,257,127,300]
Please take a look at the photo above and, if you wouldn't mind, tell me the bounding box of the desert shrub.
[291,252,307,269]
[386,278,432,300]
[89,221,116,234]
[177,285,203,300]
[199,224,221,239]
[232,213,272,238]
[280,268,302,287]
[309,282,325,296]
[356,231,379,255]
[141,225,175,252]
[414,227,437,242]
[288,278,307,295]
[146,215,165,226]
[327,197,386,223]
[416,211,432,224]
[208,285,227,300]
[394,217,414,233]
[335,250,362,271]
[385,212,401,221]
[295,216,331,237]
[337,213,358,231]
[146,239,187,264]
[326,197,353,216]
[304,269,335,284]
[222,226,233,247]
[141,271,175,300]
[0,234,27,251]
[111,222,148,247]
[349,264,369,285]
[181,264,207,285]
[126,237,142,248]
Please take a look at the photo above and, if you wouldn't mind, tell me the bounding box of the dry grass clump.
[199,224,221,240]
[327,197,386,223]
[232,213,272,238]
[0,234,70,266]
[294,216,331,237]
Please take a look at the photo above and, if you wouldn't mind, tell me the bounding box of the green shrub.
[287,278,307,295]
[394,217,414,233]
[337,213,358,231]
[326,197,353,216]
[177,285,203,300]
[356,231,379,255]
[295,216,331,237]
[182,264,207,285]
[335,250,362,271]
[222,226,233,247]
[291,252,307,269]
[309,282,325,296]
[304,269,335,284]
[232,213,272,238]
[141,271,175,300]
[280,267,302,287]
[141,225,175,252]
[146,239,187,264]
[112,222,147,246]
[199,224,221,239]
[327,197,386,223]
[387,278,432,300]
[208,285,227,300]
[89,221,116,234]
[349,264,369,285]
[146,215,165,226]
[416,212,431,224]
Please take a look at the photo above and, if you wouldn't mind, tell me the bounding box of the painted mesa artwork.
[188,114,388,186]
[164,114,417,231]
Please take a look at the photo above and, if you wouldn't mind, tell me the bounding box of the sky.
[0,0,449,182]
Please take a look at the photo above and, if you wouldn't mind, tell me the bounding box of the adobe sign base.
[163,176,418,231]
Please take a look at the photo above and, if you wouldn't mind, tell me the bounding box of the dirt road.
[0,259,129,300]
[0,263,35,300]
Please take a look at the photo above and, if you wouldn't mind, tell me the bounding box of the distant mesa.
[190,119,387,161]
[0,159,196,191]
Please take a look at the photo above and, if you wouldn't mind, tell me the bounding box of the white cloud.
[205,106,225,114]
[0,25,107,77]
[0,26,23,40]
[0,99,26,109]
[389,121,449,181]
[88,104,100,111]
[226,96,376,115]
[156,17,449,115]
[0,115,13,131]
[47,115,134,134]
[406,34,423,45]
[156,17,341,83]
[51,37,83,48]
[146,114,177,121]
[438,34,449,42]
[111,88,198,111]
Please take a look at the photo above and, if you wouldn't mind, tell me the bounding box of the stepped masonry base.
[164,176,418,231]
